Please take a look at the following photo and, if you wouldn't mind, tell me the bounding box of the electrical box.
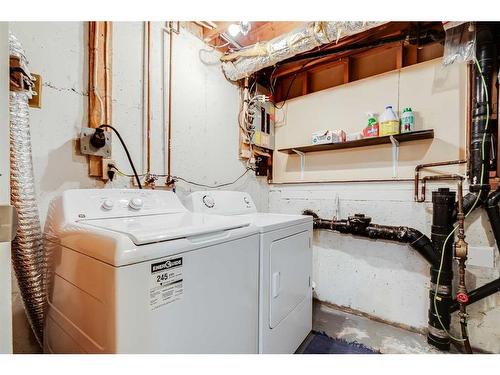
[80,127,112,157]
[28,73,41,109]
[250,84,275,150]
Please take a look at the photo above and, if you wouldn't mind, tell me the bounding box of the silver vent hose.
[9,32,45,346]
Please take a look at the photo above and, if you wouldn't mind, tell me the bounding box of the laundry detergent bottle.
[380,105,400,136]
[400,107,415,133]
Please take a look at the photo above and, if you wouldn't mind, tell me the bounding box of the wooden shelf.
[278,129,434,154]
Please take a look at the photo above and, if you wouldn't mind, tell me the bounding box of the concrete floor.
[14,297,457,354]
[309,300,446,354]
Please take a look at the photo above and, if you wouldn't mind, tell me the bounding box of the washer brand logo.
[151,257,183,273]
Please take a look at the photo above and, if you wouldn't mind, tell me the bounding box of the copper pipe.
[146,21,151,174]
[414,160,467,202]
[104,21,110,124]
[454,179,473,353]
[167,23,173,184]
[417,174,464,202]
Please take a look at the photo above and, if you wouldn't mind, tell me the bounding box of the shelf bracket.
[292,148,305,180]
[390,135,400,179]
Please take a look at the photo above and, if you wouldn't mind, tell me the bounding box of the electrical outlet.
[28,73,42,109]
[80,127,112,157]
[102,159,116,181]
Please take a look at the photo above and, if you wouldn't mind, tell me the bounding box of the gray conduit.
[9,33,45,346]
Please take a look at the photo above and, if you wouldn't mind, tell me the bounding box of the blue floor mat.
[301,331,380,354]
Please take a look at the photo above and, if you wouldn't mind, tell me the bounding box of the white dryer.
[43,189,260,353]
[184,191,313,353]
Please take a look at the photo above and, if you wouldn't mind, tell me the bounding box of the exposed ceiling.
[198,21,305,51]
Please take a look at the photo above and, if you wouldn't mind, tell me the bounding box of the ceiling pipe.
[221,21,386,81]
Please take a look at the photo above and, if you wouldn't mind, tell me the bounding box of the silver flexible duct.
[9,33,45,346]
[221,21,386,81]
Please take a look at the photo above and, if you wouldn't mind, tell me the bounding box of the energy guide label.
[149,257,183,310]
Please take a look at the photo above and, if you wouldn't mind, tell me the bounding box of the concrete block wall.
[269,181,500,353]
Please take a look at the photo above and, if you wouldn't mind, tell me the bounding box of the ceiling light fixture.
[228,23,241,37]
[227,22,251,38]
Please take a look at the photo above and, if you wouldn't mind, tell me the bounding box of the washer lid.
[239,213,312,233]
[79,212,251,245]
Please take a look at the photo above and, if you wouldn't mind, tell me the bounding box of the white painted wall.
[269,179,500,352]
[7,21,267,353]
[269,56,500,353]
[0,21,13,354]
[109,22,268,209]
[273,60,467,183]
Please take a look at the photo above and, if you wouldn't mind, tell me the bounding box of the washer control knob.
[102,200,114,210]
[243,196,251,205]
[129,197,144,210]
[202,195,215,208]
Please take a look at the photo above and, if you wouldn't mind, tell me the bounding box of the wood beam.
[88,21,112,177]
[343,58,350,84]
[202,21,234,41]
[238,22,304,46]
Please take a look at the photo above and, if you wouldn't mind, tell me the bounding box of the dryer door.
[269,230,311,329]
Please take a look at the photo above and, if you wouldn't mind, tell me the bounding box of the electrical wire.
[433,55,490,344]
[171,168,254,188]
[111,165,255,189]
[98,124,143,189]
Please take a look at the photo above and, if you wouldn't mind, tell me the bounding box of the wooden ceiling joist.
[200,21,306,51]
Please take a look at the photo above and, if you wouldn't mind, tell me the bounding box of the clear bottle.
[380,105,400,136]
[400,107,415,133]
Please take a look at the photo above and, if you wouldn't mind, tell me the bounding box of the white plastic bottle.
[380,105,400,136]
[400,107,415,133]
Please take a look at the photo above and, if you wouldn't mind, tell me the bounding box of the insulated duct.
[221,21,386,81]
[9,33,45,346]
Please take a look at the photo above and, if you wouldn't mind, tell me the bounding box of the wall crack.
[42,81,88,96]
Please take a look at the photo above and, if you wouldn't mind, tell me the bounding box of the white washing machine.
[43,189,260,354]
[184,191,313,354]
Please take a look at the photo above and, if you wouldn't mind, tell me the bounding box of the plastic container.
[363,112,379,138]
[380,105,400,136]
[400,107,415,133]
[311,129,346,145]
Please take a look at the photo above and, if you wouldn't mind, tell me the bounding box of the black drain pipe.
[427,188,456,351]
[468,23,494,197]
[304,188,455,351]
[304,210,439,265]
[448,187,500,313]
[448,23,500,316]
[305,23,500,352]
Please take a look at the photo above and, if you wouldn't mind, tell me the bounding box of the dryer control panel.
[184,191,257,216]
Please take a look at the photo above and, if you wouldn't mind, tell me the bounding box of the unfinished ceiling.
[199,21,306,51]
